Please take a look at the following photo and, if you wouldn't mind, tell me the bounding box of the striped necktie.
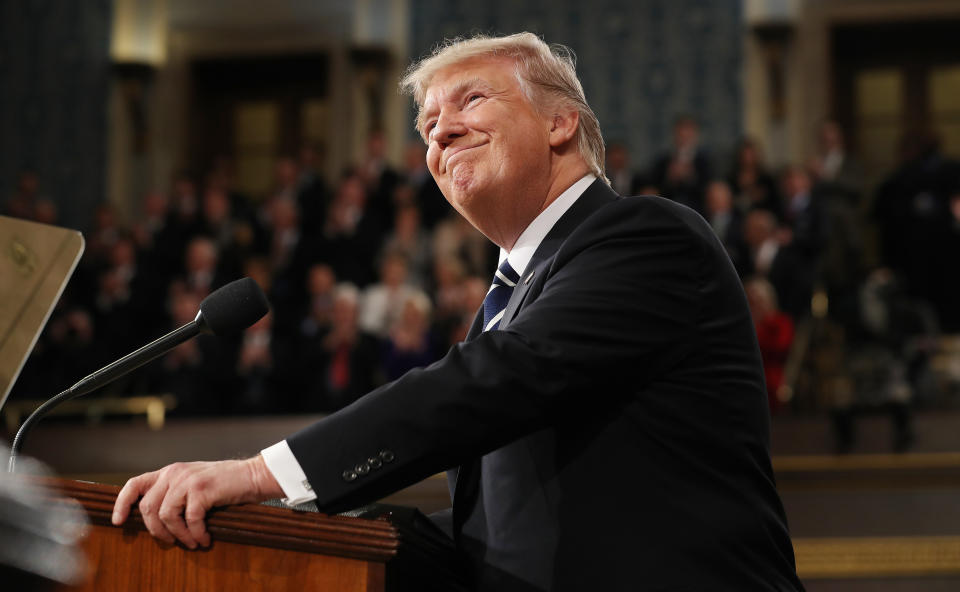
[482,259,520,331]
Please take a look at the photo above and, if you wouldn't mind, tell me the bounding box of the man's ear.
[548,110,580,148]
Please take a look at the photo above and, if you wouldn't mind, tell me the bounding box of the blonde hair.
[400,32,609,184]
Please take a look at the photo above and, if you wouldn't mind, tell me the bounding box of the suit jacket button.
[356,462,370,476]
[342,469,358,482]
[379,450,395,463]
[368,456,382,469]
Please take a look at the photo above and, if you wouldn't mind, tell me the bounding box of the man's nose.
[430,108,467,147]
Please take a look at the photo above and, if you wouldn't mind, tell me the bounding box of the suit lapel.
[451,180,619,536]
[499,180,618,329]
[463,307,485,341]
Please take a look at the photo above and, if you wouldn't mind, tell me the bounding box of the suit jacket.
[286,180,803,591]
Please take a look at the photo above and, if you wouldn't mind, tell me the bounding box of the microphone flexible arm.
[7,319,203,472]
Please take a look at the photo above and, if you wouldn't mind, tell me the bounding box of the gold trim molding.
[795,536,960,579]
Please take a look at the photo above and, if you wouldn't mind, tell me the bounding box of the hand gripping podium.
[42,478,466,591]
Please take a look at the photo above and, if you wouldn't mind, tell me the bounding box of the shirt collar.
[498,174,596,276]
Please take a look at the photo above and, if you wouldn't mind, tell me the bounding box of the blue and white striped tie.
[482,259,521,332]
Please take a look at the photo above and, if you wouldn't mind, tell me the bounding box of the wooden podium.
[42,478,466,591]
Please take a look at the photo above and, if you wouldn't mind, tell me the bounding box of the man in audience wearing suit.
[114,33,803,591]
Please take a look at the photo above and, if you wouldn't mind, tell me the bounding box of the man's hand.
[111,455,284,549]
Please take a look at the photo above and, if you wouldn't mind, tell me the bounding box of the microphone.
[7,277,269,472]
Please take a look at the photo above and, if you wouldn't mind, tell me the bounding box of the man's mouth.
[443,143,485,172]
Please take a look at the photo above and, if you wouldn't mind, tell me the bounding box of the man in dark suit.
[113,32,803,591]
[649,114,713,215]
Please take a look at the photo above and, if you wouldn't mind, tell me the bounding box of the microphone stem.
[70,320,201,398]
[7,320,202,473]
[8,388,70,473]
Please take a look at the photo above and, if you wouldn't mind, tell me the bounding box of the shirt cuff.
[260,440,317,506]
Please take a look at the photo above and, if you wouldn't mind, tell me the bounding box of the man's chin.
[450,165,484,198]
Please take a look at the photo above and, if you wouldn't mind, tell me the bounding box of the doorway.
[832,20,960,188]
[189,54,330,199]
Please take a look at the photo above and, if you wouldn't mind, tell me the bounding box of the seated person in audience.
[380,203,432,289]
[360,129,401,235]
[235,312,280,413]
[780,165,827,259]
[605,142,644,197]
[4,169,45,220]
[743,208,813,318]
[358,253,426,337]
[807,120,863,205]
[33,198,58,225]
[296,141,331,234]
[171,236,222,299]
[198,183,251,281]
[704,179,746,273]
[381,291,438,381]
[649,114,712,214]
[265,197,316,333]
[312,284,383,411]
[430,256,468,347]
[431,212,496,276]
[91,235,165,363]
[446,275,488,345]
[144,290,235,415]
[13,307,96,401]
[298,263,337,338]
[166,171,204,256]
[321,171,382,287]
[728,137,781,218]
[241,256,273,302]
[745,277,795,414]
[85,203,122,267]
[402,140,449,228]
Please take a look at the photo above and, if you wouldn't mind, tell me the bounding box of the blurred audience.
[6,115,960,422]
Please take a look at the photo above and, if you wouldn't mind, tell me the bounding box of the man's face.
[782,169,810,198]
[674,122,698,150]
[607,145,628,171]
[420,58,553,243]
[705,181,732,214]
[744,211,773,247]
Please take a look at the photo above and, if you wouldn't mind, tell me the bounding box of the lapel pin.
[524,272,534,285]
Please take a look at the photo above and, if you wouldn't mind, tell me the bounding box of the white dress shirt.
[261,173,597,505]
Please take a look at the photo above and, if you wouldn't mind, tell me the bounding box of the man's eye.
[468,94,482,103]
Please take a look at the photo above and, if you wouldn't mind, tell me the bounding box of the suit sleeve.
[287,198,710,513]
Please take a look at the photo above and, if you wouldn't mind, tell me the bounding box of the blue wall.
[410,0,743,171]
[0,0,112,231]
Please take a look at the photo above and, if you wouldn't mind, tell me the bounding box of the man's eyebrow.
[448,77,495,99]
[417,77,496,136]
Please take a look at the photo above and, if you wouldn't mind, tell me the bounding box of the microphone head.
[198,277,269,336]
